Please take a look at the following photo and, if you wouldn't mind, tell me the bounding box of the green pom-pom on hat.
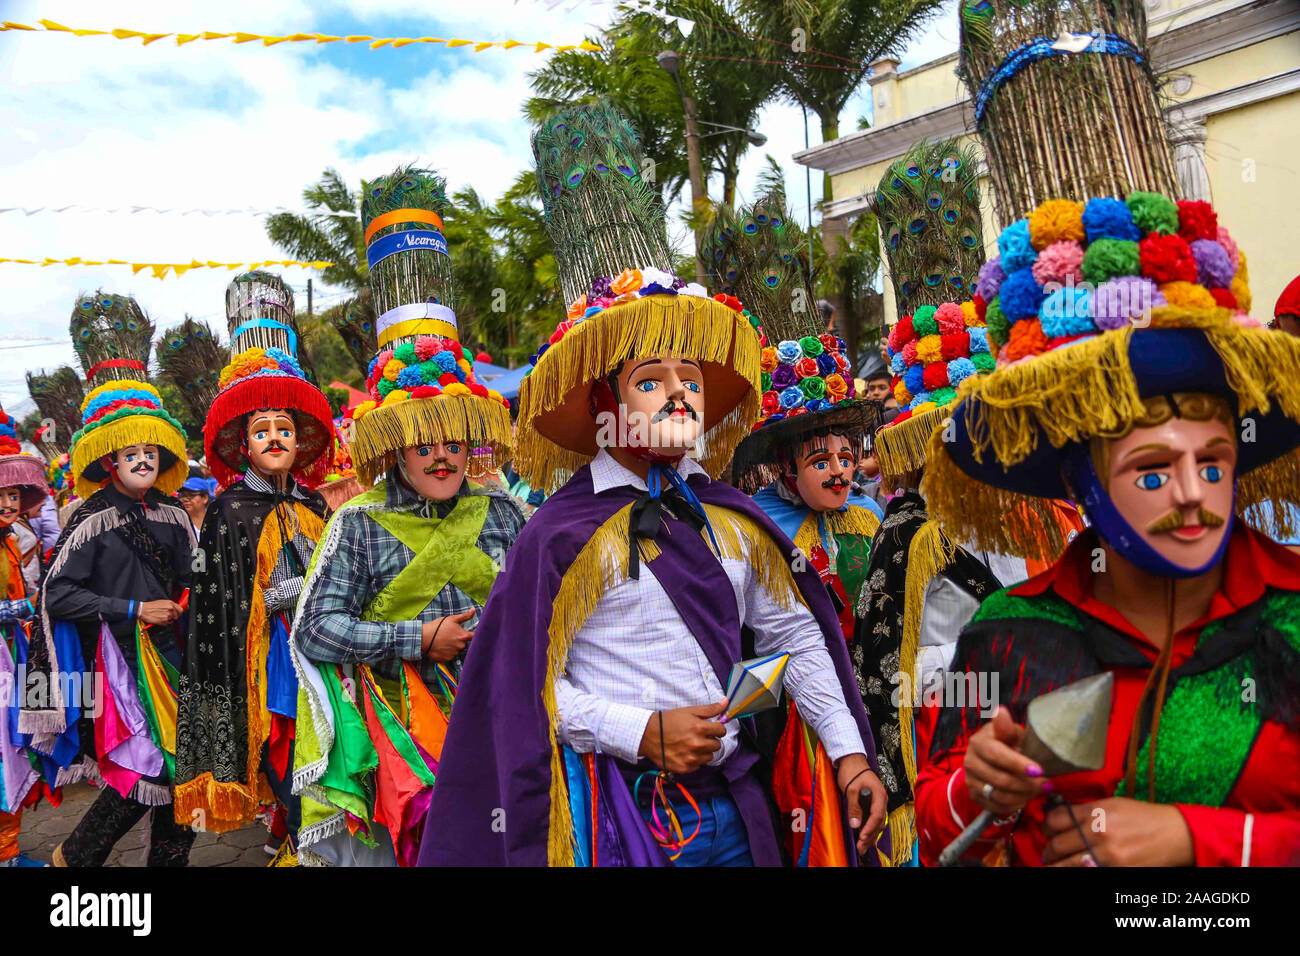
[930,386,958,405]
[1082,238,1141,285]
[376,378,396,397]
[972,352,997,373]
[393,343,418,365]
[912,305,939,337]
[985,299,1010,347]
[760,371,772,391]
[1126,191,1179,236]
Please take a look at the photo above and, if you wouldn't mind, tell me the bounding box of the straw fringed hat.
[927,318,1300,562]
[0,409,47,511]
[348,166,512,485]
[518,104,765,492]
[204,273,336,489]
[67,291,188,498]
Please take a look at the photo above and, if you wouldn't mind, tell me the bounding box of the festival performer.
[700,193,886,865]
[20,292,195,868]
[915,0,1300,866]
[290,166,520,867]
[173,272,335,857]
[420,104,885,868]
[0,411,49,867]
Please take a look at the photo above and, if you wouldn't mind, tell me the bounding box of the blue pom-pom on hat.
[903,364,925,396]
[1041,286,1095,338]
[999,267,1046,322]
[1082,197,1141,243]
[998,219,1037,273]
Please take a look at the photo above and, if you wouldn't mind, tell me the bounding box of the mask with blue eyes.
[1063,442,1235,578]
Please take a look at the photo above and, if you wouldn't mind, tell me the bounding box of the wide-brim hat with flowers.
[204,346,336,490]
[70,378,188,499]
[921,192,1300,560]
[350,336,512,486]
[519,103,763,492]
[518,271,763,492]
[729,331,866,494]
[0,408,49,511]
[873,298,994,478]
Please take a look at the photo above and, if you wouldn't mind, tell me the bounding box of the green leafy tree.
[265,169,367,293]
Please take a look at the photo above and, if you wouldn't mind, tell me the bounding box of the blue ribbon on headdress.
[232,319,297,358]
[974,33,1143,124]
[366,228,450,269]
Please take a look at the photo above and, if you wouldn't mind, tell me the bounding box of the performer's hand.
[964,706,1049,814]
[1041,797,1194,866]
[836,753,887,856]
[421,608,475,661]
[139,599,183,626]
[638,701,727,774]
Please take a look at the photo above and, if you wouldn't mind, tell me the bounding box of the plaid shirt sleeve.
[294,511,424,666]
[0,597,33,622]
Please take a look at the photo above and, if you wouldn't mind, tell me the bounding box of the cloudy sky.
[0,0,960,410]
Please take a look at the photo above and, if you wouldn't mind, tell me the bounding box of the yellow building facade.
[795,0,1300,326]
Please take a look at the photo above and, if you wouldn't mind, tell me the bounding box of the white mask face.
[113,444,161,494]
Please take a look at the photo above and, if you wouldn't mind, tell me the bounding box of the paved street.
[17,783,272,867]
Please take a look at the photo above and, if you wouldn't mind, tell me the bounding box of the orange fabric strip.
[364,208,445,245]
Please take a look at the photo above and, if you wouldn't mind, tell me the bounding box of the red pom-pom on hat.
[1139,232,1198,284]
[940,332,971,361]
[1176,200,1218,243]
[922,362,950,391]
[1210,288,1239,310]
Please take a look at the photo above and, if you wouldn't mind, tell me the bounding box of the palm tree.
[264,169,367,293]
[738,0,946,202]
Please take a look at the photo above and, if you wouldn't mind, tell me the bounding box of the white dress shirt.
[554,449,865,766]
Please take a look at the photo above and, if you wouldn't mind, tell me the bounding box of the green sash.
[361,493,497,623]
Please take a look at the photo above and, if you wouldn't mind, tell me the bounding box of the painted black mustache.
[259,441,291,454]
[129,462,155,476]
[0,508,17,517]
[423,460,458,475]
[821,477,851,490]
[650,400,700,424]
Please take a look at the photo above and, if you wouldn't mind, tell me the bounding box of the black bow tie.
[627,485,707,580]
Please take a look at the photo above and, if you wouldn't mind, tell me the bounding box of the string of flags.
[0,20,602,54]
[0,205,357,219]
[0,258,333,279]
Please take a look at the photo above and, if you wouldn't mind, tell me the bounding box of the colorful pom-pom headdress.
[0,405,48,512]
[700,193,870,494]
[348,166,512,486]
[68,291,188,499]
[204,271,336,490]
[922,1,1300,564]
[517,103,763,492]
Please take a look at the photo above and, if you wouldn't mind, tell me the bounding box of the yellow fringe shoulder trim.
[701,504,809,613]
[543,503,663,866]
[898,518,955,810]
[514,295,762,493]
[875,402,955,479]
[351,393,513,486]
[792,506,881,563]
[176,500,325,833]
[71,415,188,499]
[878,802,917,866]
[924,313,1300,560]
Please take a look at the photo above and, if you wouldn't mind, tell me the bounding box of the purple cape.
[416,464,877,866]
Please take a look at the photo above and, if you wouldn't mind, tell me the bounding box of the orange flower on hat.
[759,346,778,373]
[566,294,589,320]
[383,359,404,382]
[893,379,912,406]
[1028,199,1085,250]
[352,400,376,419]
[1159,281,1216,310]
[825,373,848,398]
[1006,319,1050,362]
[961,300,980,327]
[444,382,472,397]
[610,268,643,295]
[915,334,943,365]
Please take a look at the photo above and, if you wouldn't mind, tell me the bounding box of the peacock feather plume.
[26,366,84,454]
[68,290,155,386]
[156,316,229,424]
[698,192,815,343]
[360,165,457,330]
[331,290,377,373]
[874,139,986,314]
[531,102,674,304]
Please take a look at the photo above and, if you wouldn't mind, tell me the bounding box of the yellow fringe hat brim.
[923,310,1300,561]
[350,393,513,486]
[515,295,761,493]
[874,402,956,479]
[71,415,188,500]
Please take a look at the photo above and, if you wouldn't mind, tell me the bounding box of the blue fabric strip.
[232,318,298,357]
[366,228,449,269]
[974,33,1143,124]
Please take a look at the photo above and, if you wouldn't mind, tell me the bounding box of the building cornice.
[1166,65,1300,124]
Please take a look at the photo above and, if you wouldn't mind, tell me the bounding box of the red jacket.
[916,526,1300,866]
